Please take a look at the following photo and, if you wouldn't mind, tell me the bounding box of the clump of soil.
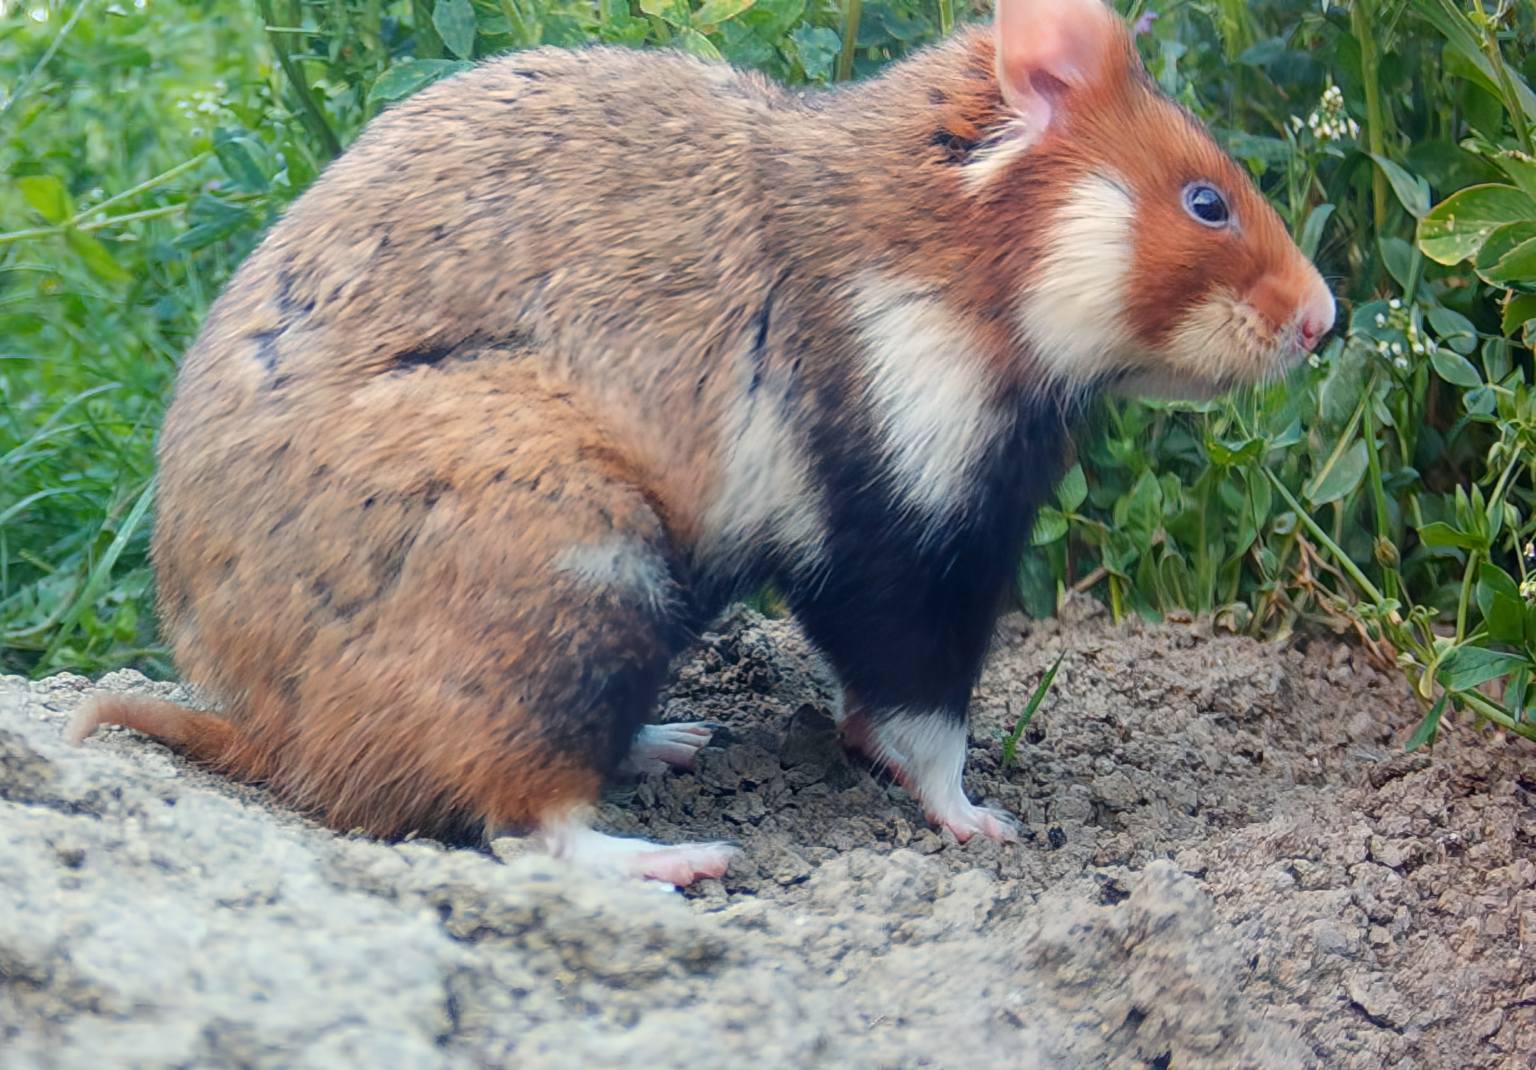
[2,601,1532,1069]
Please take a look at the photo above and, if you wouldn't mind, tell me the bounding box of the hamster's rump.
[150,346,694,842]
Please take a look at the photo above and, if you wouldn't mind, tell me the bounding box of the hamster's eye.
[1183,183,1230,228]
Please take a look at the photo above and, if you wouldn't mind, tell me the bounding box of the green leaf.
[1478,561,1520,607]
[1318,340,1368,430]
[1101,529,1139,575]
[18,175,73,225]
[999,652,1063,772]
[1405,693,1446,751]
[433,0,477,58]
[1016,551,1057,620]
[671,28,724,60]
[694,0,754,25]
[63,228,130,283]
[1030,507,1068,546]
[1474,222,1536,290]
[1303,438,1368,506]
[1427,306,1478,355]
[1430,347,1482,388]
[1503,293,1536,339]
[1437,646,1529,691]
[790,25,839,82]
[1484,593,1527,645]
[1156,551,1193,610]
[1418,185,1536,266]
[1477,563,1525,643]
[1508,668,1530,722]
[369,59,473,105]
[1378,235,1418,292]
[213,133,268,194]
[1415,521,1475,549]
[1496,152,1536,202]
[1298,202,1335,262]
[173,195,251,251]
[1205,435,1264,467]
[1054,463,1087,512]
[1122,470,1163,552]
[1370,154,1430,219]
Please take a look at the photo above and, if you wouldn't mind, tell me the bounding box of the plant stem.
[260,0,342,160]
[1482,2,1535,156]
[837,0,861,84]
[498,0,530,46]
[1350,0,1391,230]
[1458,687,1536,742]
[0,204,193,247]
[1264,467,1385,603]
[1360,378,1398,604]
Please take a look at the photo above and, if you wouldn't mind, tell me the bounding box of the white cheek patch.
[850,275,1003,520]
[1016,174,1137,388]
[553,538,674,612]
[701,358,827,573]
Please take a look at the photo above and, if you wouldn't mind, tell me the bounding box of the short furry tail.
[68,694,239,766]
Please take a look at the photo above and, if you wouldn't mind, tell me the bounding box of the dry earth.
[3,600,1533,1069]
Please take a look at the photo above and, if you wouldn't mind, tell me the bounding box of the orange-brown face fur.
[952,24,1331,397]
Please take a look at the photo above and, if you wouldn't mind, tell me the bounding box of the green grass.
[2,0,1534,748]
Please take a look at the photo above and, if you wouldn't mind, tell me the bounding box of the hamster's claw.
[927,802,1020,844]
[539,817,737,886]
[622,721,717,776]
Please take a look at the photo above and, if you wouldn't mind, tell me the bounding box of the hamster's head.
[971,0,1335,399]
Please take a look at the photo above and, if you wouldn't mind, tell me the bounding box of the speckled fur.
[88,4,1332,855]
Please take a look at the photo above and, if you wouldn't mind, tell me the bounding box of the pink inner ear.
[994,0,1117,144]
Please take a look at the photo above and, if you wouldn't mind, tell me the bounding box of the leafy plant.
[998,651,1062,773]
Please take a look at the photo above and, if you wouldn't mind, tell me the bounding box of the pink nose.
[1298,286,1336,352]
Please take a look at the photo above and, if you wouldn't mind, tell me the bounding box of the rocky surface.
[3,602,1533,1068]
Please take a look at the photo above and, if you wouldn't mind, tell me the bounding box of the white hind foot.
[537,812,736,886]
[622,721,716,776]
[842,709,1018,844]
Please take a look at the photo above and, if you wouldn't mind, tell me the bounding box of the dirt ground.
[3,600,1534,1069]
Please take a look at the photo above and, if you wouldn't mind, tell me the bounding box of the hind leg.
[153,356,734,883]
[533,809,735,885]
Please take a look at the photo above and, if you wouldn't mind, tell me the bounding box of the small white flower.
[1389,298,1402,310]
[1391,342,1404,356]
[1375,313,1387,327]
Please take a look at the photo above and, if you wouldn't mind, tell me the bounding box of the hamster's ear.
[993,0,1120,148]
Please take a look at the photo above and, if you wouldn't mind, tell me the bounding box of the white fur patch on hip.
[553,538,675,611]
[700,346,827,574]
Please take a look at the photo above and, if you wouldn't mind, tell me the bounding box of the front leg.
[837,693,1018,843]
[789,546,1022,844]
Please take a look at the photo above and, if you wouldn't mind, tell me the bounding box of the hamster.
[71,0,1335,885]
